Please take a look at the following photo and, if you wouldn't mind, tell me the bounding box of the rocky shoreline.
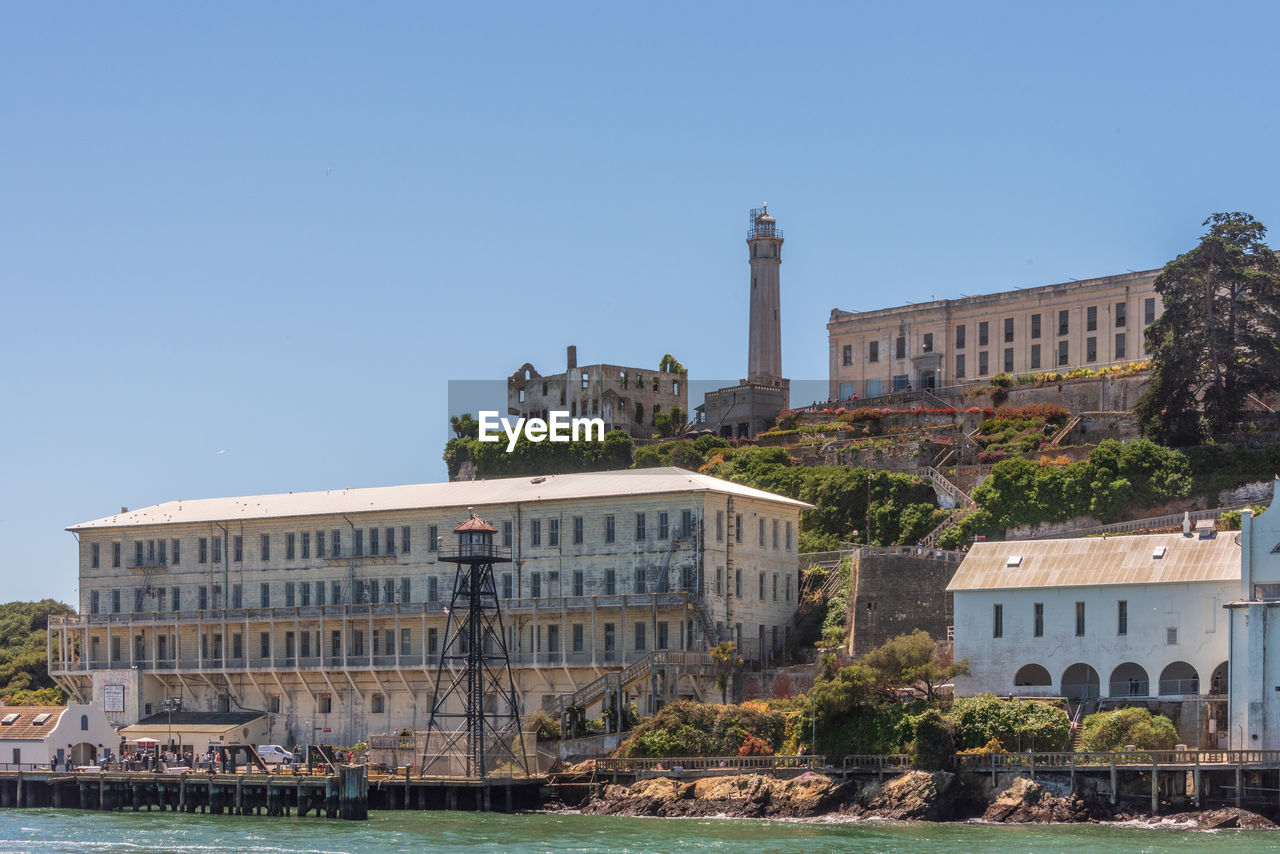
[574,770,1276,830]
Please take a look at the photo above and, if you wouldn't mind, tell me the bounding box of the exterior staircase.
[1046,416,1081,448]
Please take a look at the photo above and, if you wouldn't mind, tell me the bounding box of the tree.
[710,641,742,705]
[449,413,480,439]
[863,630,969,701]
[1137,212,1280,444]
[0,600,75,701]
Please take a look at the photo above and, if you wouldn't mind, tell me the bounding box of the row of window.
[89,508,793,572]
[89,526,415,570]
[954,334,1130,378]
[838,298,1157,367]
[992,599,1192,644]
[89,562,797,614]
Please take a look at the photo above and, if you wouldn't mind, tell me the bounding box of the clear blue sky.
[4,1,1280,605]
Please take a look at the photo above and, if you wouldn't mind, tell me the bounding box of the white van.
[256,744,296,765]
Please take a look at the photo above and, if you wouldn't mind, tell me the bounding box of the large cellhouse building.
[827,269,1163,399]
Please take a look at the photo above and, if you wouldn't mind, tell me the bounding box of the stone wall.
[846,551,957,657]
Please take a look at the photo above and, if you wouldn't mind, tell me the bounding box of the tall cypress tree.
[1137,212,1280,444]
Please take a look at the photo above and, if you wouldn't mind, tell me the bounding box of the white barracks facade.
[50,468,807,746]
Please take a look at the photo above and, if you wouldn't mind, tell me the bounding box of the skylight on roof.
[1152,546,1167,559]
[1006,556,1023,567]
[32,713,51,725]
[0,713,18,726]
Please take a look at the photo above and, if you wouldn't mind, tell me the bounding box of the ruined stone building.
[698,206,790,438]
[827,269,1163,399]
[49,468,806,746]
[507,346,688,440]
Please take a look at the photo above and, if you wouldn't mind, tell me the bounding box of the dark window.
[1086,336,1097,362]
[993,603,1003,638]
[1003,348,1014,372]
[315,532,323,559]
[301,532,310,559]
[605,569,616,595]
[1144,297,1156,324]
[978,321,989,346]
[1115,302,1127,327]
[735,514,742,544]
[895,336,906,359]
[978,351,989,376]
[955,325,966,349]
[260,583,270,608]
[172,539,180,565]
[286,533,295,560]
[842,344,852,366]
[1075,601,1086,636]
[955,354,965,378]
[1118,600,1128,636]
[112,542,121,568]
[531,520,541,547]
[428,525,438,551]
[1003,317,1014,343]
[1031,313,1041,339]
[1033,603,1044,637]
[573,571,584,597]
[1087,305,1097,332]
[402,526,411,553]
[922,333,933,352]
[868,341,879,363]
[1058,310,1069,336]
[548,518,559,546]
[1115,333,1126,359]
[331,530,341,557]
[354,529,363,556]
[502,521,512,548]
[658,512,669,539]
[234,536,243,562]
[682,509,694,538]
[1058,340,1069,366]
[573,624,584,652]
[260,534,270,561]
[369,527,378,555]
[1030,344,1041,370]
[572,516,583,545]
[604,515,615,543]
[635,513,646,540]
[198,538,207,564]
[91,543,99,568]
[385,527,394,554]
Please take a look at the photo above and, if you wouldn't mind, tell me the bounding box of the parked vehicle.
[256,744,296,765]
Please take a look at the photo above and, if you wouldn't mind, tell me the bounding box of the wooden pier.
[0,767,548,819]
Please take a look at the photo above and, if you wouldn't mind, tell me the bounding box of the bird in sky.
[215,449,230,455]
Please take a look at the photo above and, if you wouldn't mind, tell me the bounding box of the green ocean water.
[2,809,1280,854]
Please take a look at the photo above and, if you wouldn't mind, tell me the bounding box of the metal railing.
[955,749,1280,770]
[843,754,911,772]
[596,755,822,775]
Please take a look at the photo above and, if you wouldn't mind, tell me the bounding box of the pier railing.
[595,755,825,776]
[954,749,1280,770]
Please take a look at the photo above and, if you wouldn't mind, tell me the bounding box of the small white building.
[1227,489,1280,749]
[949,532,1238,713]
[0,703,119,768]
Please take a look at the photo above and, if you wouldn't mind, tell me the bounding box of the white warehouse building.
[948,531,1237,746]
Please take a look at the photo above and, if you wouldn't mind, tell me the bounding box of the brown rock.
[857,770,960,821]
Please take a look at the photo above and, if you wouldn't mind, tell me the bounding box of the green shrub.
[948,694,1070,752]
[909,708,955,770]
[1078,707,1179,752]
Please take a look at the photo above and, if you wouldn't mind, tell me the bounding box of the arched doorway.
[68,742,97,766]
[1014,663,1052,687]
[1061,663,1100,700]
[1159,661,1200,696]
[1109,662,1150,697]
[1210,661,1229,696]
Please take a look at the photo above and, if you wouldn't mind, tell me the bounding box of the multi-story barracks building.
[49,468,807,746]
